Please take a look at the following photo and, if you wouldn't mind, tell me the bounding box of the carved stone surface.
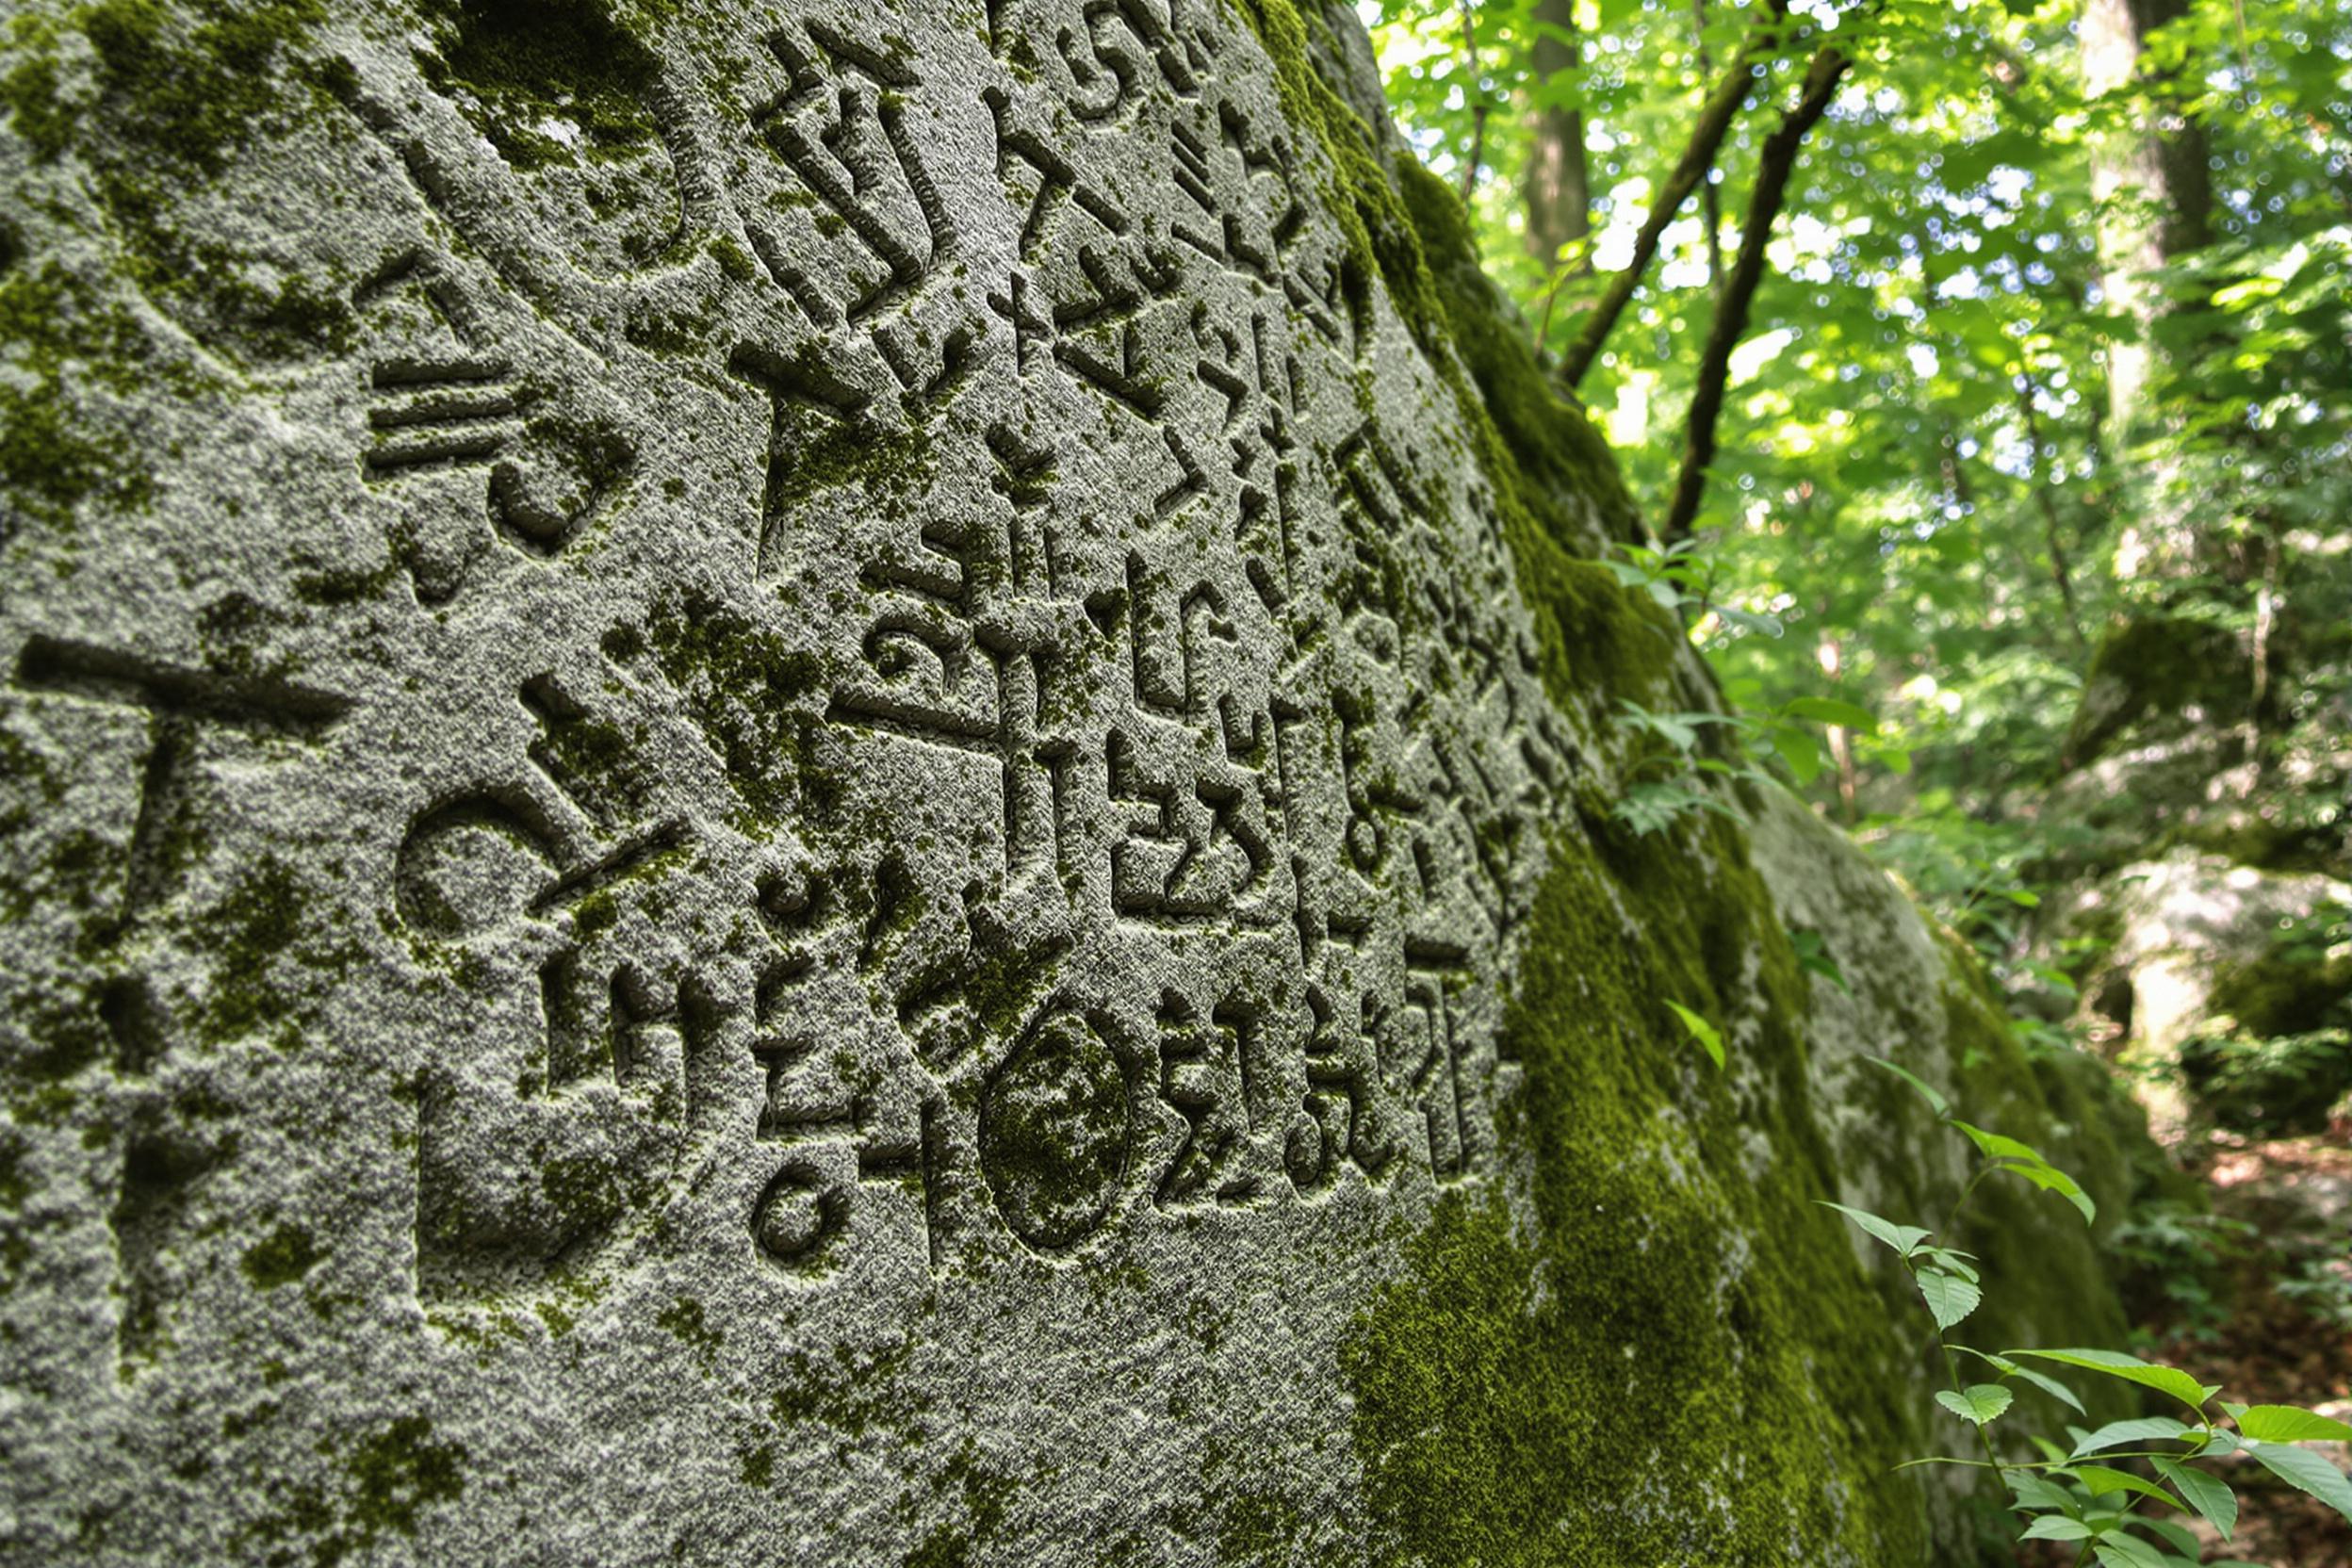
[0,0,1589,1560]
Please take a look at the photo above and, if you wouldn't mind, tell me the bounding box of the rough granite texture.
[0,1,2162,1562]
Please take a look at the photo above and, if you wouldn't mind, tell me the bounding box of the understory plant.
[1828,1059,2352,1565]
[1602,542,1912,836]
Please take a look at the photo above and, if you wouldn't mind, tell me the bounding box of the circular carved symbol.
[977,1008,1133,1252]
[751,1158,845,1269]
[394,792,565,939]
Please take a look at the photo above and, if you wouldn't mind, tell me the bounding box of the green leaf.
[2010,1366,2086,1414]
[1947,1114,2098,1222]
[2009,1472,2079,1512]
[2019,1515,2092,1541]
[1816,1201,1931,1258]
[2132,1515,2204,1556]
[1917,1246,1979,1283]
[2070,1416,2193,1457]
[1788,929,1851,995]
[1935,1383,2012,1426]
[2244,1438,2352,1525]
[2006,1349,2220,1413]
[2067,1464,2180,1508]
[1992,1157,2098,1225]
[1783,695,1878,731]
[1917,1268,1982,1331]
[2152,1458,2236,1541]
[2235,1406,2352,1445]
[1951,1346,2082,1412]
[2089,1533,2166,1568]
[1665,1001,1723,1070]
[1948,1119,2044,1164]
[1772,724,1823,784]
[1865,1056,1949,1118]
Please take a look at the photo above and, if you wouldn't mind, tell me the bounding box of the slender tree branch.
[1459,0,1489,200]
[1537,260,1576,356]
[1660,43,1850,546]
[2247,523,2280,746]
[1693,0,1726,295]
[1556,0,1796,390]
[2016,377,2088,650]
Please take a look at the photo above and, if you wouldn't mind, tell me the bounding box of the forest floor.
[2017,1131,2352,1566]
[2158,1134,2352,1567]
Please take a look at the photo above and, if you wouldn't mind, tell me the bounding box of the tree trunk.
[2083,0,2212,442]
[1693,0,1725,294]
[1522,0,1590,266]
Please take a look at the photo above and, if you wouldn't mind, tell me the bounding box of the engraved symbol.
[748,1081,948,1275]
[11,635,350,1370]
[821,487,1079,888]
[1287,986,1399,1196]
[1106,557,1283,927]
[1152,990,1272,1209]
[363,356,522,478]
[746,22,956,329]
[743,861,967,1277]
[978,1003,1134,1251]
[985,85,1130,269]
[1385,975,1478,1182]
[1168,104,1300,286]
[393,671,712,1303]
[1193,302,1302,610]
[392,790,685,945]
[1051,0,1204,122]
[14,635,351,939]
[351,252,637,599]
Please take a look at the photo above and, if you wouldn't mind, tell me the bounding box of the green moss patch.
[240,1221,322,1289]
[1345,823,1929,1564]
[195,853,363,1049]
[3,0,360,364]
[418,0,660,172]
[631,589,824,832]
[0,256,163,532]
[2063,615,2248,770]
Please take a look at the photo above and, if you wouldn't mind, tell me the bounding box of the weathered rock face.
[2054,851,2352,1135]
[2039,612,2352,1135]
[0,1,2157,1562]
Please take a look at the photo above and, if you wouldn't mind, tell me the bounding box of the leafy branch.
[1824,1059,2352,1566]
[1554,0,1799,390]
[1612,689,1907,833]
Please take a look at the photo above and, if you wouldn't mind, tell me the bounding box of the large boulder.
[0,0,2160,1561]
[2038,600,2352,1135]
[2054,850,2352,1135]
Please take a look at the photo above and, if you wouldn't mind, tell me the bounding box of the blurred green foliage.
[1367,0,2352,955]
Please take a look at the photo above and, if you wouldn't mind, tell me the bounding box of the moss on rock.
[2064,615,2248,771]
[1254,16,2178,1560]
[1346,823,1929,1565]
